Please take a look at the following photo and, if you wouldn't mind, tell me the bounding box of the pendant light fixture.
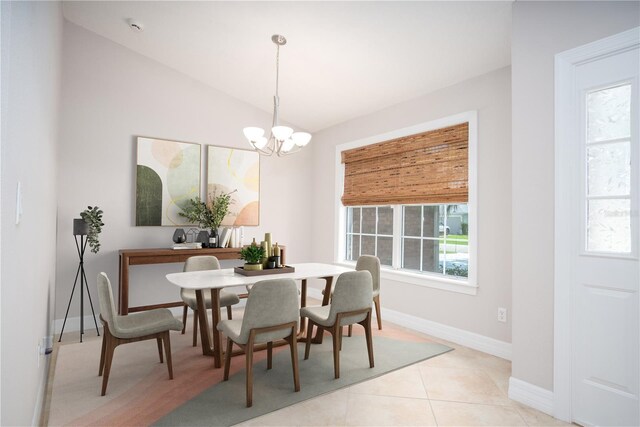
[243,35,311,156]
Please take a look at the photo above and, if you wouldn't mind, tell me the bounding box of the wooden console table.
[118,246,286,315]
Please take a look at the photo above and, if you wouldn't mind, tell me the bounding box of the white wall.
[310,67,512,345]
[1,1,63,424]
[56,22,313,322]
[511,1,639,391]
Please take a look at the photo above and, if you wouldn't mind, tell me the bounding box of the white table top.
[166,262,353,290]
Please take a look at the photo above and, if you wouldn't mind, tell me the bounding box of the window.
[336,112,477,293]
[345,204,469,280]
[345,206,393,266]
[585,84,632,254]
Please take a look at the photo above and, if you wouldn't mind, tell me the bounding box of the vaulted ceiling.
[63,1,512,132]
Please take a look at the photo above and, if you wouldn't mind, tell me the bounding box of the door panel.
[572,45,639,426]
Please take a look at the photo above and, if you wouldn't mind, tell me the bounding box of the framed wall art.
[136,137,201,226]
[207,145,260,226]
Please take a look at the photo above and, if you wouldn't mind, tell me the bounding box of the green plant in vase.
[80,206,104,254]
[239,245,265,271]
[179,190,236,247]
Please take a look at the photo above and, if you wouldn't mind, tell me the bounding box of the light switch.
[16,181,22,225]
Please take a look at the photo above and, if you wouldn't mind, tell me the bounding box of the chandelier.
[243,35,311,156]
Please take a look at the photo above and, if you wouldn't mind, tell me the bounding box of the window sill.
[334,261,478,296]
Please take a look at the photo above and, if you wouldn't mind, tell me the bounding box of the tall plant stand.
[58,219,100,342]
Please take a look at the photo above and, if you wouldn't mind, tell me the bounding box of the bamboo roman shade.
[341,122,468,206]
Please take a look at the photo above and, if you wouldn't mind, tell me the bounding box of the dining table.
[165,262,353,368]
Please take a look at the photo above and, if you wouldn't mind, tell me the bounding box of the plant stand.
[58,226,100,342]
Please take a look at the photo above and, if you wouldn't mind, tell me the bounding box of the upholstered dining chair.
[96,273,182,396]
[217,278,300,407]
[301,270,374,379]
[181,256,240,346]
[348,255,382,337]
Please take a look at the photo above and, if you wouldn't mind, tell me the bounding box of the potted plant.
[239,245,265,271]
[180,190,236,247]
[76,206,104,254]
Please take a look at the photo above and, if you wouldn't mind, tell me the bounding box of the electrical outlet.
[497,307,507,323]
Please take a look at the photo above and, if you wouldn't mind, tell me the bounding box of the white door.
[570,41,639,426]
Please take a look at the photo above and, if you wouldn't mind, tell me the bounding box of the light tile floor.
[47,306,571,427]
[235,329,571,427]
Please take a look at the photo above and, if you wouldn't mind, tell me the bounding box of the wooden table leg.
[312,276,334,344]
[297,279,308,340]
[195,289,214,357]
[210,288,223,368]
[118,254,130,315]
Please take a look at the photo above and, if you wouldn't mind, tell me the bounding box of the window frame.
[334,111,478,295]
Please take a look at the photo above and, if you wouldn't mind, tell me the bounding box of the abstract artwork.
[207,145,260,226]
[136,137,201,226]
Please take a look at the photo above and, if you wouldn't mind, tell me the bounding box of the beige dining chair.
[301,270,374,379]
[217,278,300,407]
[181,256,240,346]
[348,255,382,337]
[96,272,182,396]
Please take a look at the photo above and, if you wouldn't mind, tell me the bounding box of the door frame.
[554,27,640,423]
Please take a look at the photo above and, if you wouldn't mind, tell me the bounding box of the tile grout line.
[418,364,439,427]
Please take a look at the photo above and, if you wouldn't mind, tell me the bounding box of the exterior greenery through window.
[345,204,469,279]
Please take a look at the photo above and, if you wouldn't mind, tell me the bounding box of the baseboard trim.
[32,339,52,426]
[306,288,512,360]
[508,377,554,416]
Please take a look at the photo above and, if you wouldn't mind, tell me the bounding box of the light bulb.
[272,126,293,141]
[281,138,295,152]
[243,127,264,142]
[292,132,312,147]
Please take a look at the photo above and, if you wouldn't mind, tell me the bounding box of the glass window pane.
[352,207,361,233]
[587,84,631,143]
[587,199,631,253]
[347,208,354,233]
[445,240,469,278]
[445,204,468,237]
[378,207,393,235]
[587,142,631,197]
[377,236,393,266]
[362,207,376,234]
[361,235,375,256]
[423,206,439,238]
[346,234,353,260]
[351,234,360,259]
[438,205,446,236]
[402,238,421,270]
[422,239,443,274]
[404,206,422,237]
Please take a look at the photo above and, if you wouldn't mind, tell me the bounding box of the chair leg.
[288,330,300,392]
[181,305,188,334]
[226,305,233,320]
[163,332,174,379]
[362,313,375,368]
[192,309,198,347]
[267,341,273,370]
[374,295,382,330]
[339,325,343,351]
[156,337,164,363]
[332,325,341,379]
[304,320,314,360]
[246,339,255,407]
[101,335,116,396]
[223,338,233,381]
[348,324,353,337]
[98,333,107,376]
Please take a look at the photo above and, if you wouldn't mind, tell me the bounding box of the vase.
[196,230,210,247]
[209,229,219,248]
[172,228,186,244]
[73,218,89,236]
[244,263,263,271]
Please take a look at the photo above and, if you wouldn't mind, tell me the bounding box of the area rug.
[48,321,451,426]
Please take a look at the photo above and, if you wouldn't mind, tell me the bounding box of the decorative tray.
[234,265,295,277]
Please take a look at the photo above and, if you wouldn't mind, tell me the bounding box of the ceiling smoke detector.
[127,19,144,32]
